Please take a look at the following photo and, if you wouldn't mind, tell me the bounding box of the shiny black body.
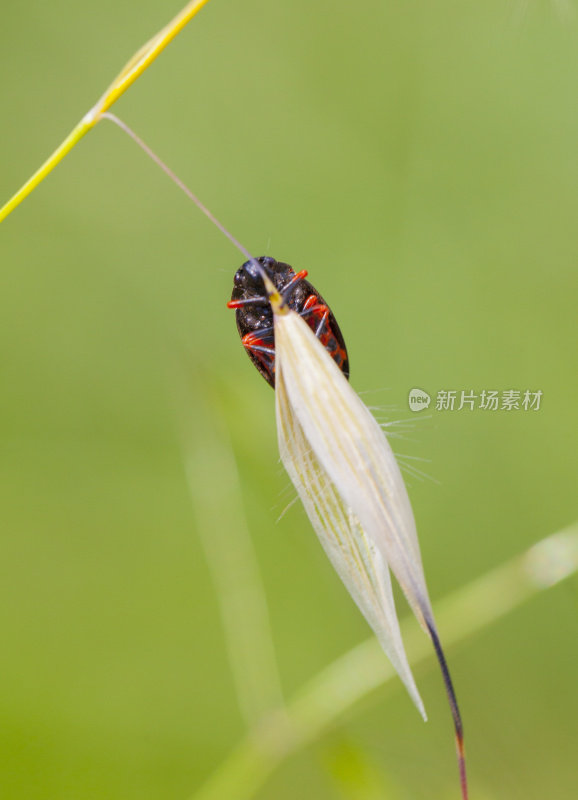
[229,256,349,388]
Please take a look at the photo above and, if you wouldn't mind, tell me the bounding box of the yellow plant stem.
[0,0,211,224]
[0,116,94,224]
[95,0,212,114]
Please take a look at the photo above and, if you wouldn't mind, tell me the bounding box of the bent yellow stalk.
[0,0,211,224]
[264,275,468,799]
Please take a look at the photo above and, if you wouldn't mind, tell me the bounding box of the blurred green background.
[1,1,577,798]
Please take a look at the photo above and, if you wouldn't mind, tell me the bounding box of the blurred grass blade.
[178,369,285,727]
[191,523,578,800]
[0,0,211,223]
[323,738,405,800]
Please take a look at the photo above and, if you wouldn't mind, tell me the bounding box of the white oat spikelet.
[264,274,468,798]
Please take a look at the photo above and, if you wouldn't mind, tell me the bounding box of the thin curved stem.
[102,113,253,260]
[0,0,211,223]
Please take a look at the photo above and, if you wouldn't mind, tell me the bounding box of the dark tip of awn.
[425,619,468,800]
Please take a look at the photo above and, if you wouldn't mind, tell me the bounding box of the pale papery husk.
[273,304,438,717]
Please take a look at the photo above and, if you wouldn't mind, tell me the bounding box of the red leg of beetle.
[227,296,267,309]
[242,331,275,356]
[282,269,308,297]
[301,295,330,338]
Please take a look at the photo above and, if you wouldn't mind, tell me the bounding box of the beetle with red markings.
[227,256,349,388]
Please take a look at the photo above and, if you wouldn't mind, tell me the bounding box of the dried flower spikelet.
[265,278,437,718]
